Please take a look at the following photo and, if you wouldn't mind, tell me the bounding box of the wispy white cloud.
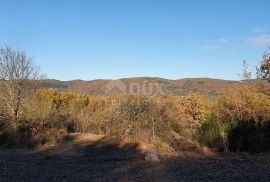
[202,34,270,50]
[247,34,270,46]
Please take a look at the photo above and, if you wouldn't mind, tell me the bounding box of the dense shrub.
[196,112,225,151]
[227,119,270,152]
[158,93,211,140]
[84,95,176,143]
[0,114,70,148]
[217,86,270,123]
[1,87,270,153]
[216,85,270,152]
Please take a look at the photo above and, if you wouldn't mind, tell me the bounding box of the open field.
[0,134,269,182]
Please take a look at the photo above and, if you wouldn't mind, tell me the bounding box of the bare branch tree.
[0,45,41,123]
[240,60,252,81]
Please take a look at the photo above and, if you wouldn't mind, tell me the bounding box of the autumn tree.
[257,47,270,82]
[0,46,41,124]
[183,92,211,129]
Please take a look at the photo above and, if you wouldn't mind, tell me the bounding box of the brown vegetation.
[1,46,270,154]
[1,85,270,153]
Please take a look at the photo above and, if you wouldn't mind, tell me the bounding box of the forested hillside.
[38,77,261,99]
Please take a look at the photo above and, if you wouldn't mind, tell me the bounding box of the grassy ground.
[0,134,270,182]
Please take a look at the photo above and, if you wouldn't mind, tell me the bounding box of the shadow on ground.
[0,135,270,182]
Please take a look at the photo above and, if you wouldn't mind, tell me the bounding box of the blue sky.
[1,0,270,80]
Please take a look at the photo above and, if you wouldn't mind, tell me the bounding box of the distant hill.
[38,77,243,99]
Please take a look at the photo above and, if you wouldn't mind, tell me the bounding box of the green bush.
[227,119,270,152]
[196,112,225,151]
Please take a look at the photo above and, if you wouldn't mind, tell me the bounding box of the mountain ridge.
[38,77,243,98]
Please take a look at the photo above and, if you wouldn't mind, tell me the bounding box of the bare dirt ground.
[0,134,270,182]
